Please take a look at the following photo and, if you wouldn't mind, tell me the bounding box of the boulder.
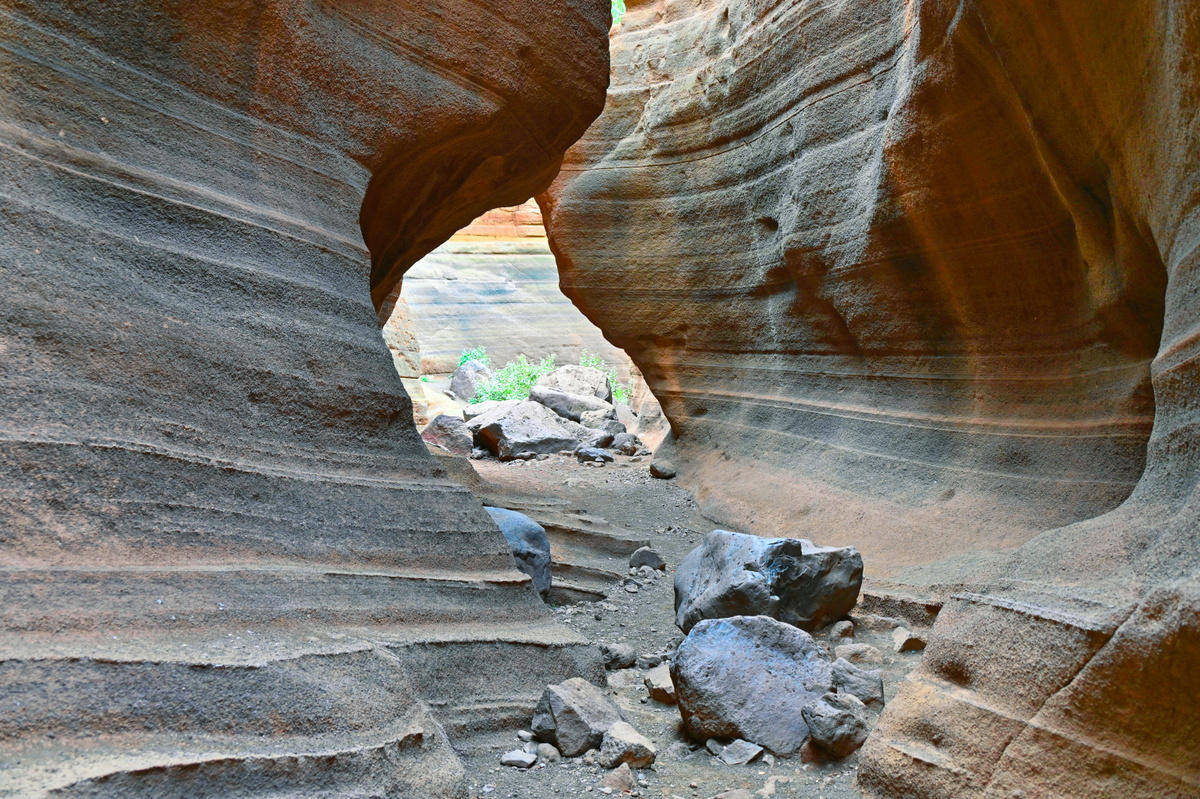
[451,359,493,402]
[598,419,627,438]
[500,749,537,768]
[832,658,885,709]
[615,401,638,430]
[630,546,666,571]
[536,364,614,403]
[468,400,608,459]
[529,385,615,423]
[463,399,519,422]
[577,448,614,464]
[834,643,884,665]
[801,693,870,759]
[611,432,645,456]
[483,507,552,600]
[536,743,561,763]
[420,413,473,457]
[531,677,626,757]
[829,620,855,640]
[599,642,637,670]
[597,721,657,768]
[579,408,619,429]
[671,615,833,755]
[892,626,928,652]
[600,763,638,792]
[673,529,863,633]
[643,663,676,704]
[649,459,676,479]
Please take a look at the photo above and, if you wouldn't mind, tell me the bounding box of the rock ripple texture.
[542,1,1200,797]
[671,616,833,756]
[0,0,608,796]
[674,530,862,633]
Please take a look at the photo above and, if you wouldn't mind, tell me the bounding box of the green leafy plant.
[458,346,489,367]
[472,354,556,403]
[579,350,629,405]
[611,0,625,26]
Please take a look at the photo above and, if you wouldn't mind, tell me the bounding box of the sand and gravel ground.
[454,455,926,799]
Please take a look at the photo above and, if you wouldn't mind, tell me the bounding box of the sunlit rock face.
[544,0,1198,796]
[0,0,608,795]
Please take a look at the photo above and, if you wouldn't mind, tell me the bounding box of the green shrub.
[458,346,489,367]
[611,0,626,26]
[580,350,630,405]
[472,354,556,403]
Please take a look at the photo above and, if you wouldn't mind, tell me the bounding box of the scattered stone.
[834,643,884,665]
[649,459,676,479]
[624,582,640,593]
[636,653,663,669]
[849,612,905,632]
[892,626,928,652]
[830,620,855,640]
[420,414,473,457]
[674,530,864,633]
[672,616,833,756]
[637,565,658,579]
[756,775,788,796]
[705,738,727,756]
[600,762,638,793]
[643,663,676,704]
[629,546,666,571]
[761,753,777,767]
[719,739,764,766]
[599,642,637,670]
[468,400,611,459]
[464,399,520,422]
[832,657,885,709]
[585,460,606,468]
[583,749,598,766]
[709,791,754,799]
[536,364,614,403]
[664,741,697,761]
[500,749,537,768]
[536,742,561,763]
[801,692,870,758]
[532,677,626,757]
[611,432,645,456]
[576,447,614,463]
[522,740,539,754]
[483,506,552,600]
[450,359,494,402]
[517,730,535,742]
[598,721,657,768]
[470,446,489,460]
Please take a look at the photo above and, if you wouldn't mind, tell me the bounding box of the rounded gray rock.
[801,692,870,758]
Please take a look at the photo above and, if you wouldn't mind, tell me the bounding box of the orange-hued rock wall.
[0,0,609,795]
[543,0,1198,796]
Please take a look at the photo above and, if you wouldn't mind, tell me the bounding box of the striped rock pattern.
[543,0,1199,797]
[0,0,609,796]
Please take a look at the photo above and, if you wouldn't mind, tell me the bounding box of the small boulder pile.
[461,365,651,463]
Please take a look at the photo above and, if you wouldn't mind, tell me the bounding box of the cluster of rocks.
[501,677,659,776]
[428,362,673,473]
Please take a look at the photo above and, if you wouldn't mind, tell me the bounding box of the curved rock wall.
[543,0,1198,796]
[0,0,608,795]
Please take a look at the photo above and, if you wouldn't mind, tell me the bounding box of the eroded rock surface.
[542,0,1200,796]
[0,0,609,795]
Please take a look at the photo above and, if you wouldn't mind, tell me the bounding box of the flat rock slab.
[671,615,833,755]
[532,677,626,757]
[674,530,863,633]
[719,739,764,766]
[500,749,537,768]
[483,506,552,599]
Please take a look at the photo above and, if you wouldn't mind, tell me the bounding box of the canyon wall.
[396,199,633,379]
[543,0,1198,796]
[0,0,609,796]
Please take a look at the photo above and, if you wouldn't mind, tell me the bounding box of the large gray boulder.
[420,413,472,457]
[535,364,613,403]
[450,358,493,401]
[674,530,863,633]
[529,385,615,423]
[467,400,610,459]
[463,399,519,422]
[801,692,870,758]
[670,615,833,755]
[483,506,552,600]
[531,678,626,757]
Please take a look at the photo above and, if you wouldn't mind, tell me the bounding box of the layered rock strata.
[543,0,1198,796]
[0,0,608,796]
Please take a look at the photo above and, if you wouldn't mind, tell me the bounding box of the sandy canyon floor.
[453,454,926,799]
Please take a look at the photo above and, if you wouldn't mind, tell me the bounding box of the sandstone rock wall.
[397,199,634,380]
[543,0,1198,796]
[0,0,609,795]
